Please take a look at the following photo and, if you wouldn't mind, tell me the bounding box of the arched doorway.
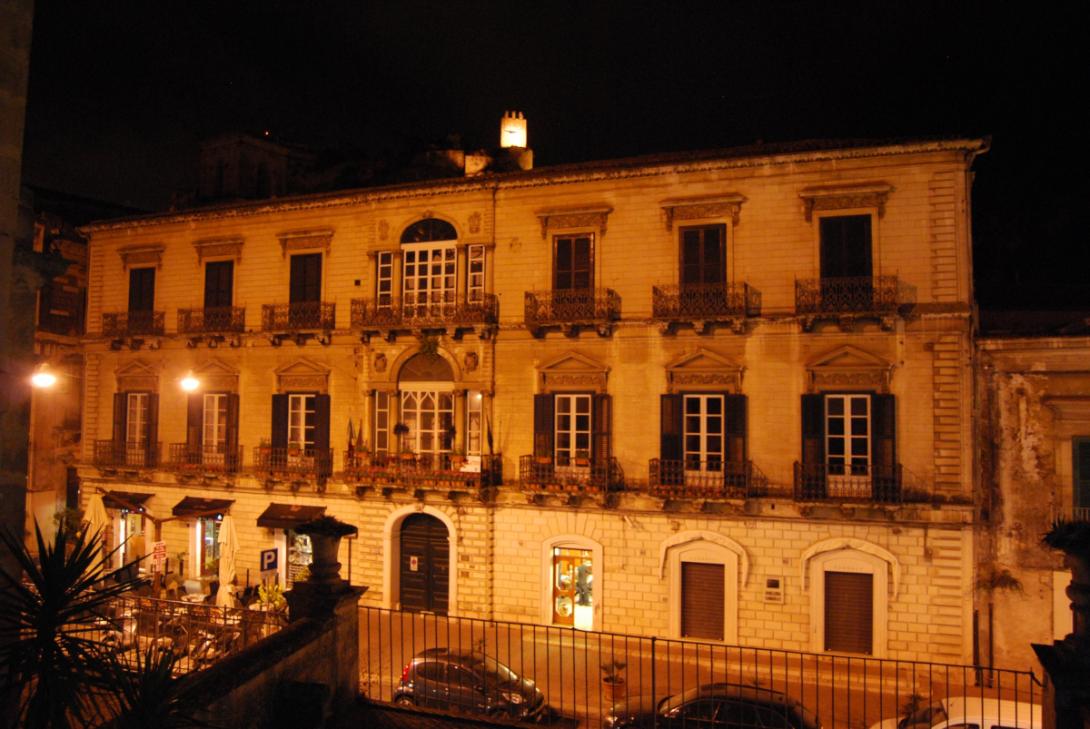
[399,513,450,614]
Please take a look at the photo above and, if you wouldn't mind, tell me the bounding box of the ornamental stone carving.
[805,344,893,393]
[535,205,612,239]
[275,359,331,393]
[664,348,743,393]
[278,374,328,392]
[468,212,481,234]
[463,352,479,372]
[537,350,610,393]
[378,220,389,241]
[660,194,746,231]
[118,244,165,270]
[374,353,387,373]
[192,237,243,264]
[798,182,893,221]
[278,228,333,256]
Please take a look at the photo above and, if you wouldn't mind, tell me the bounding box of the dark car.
[394,648,548,720]
[606,682,821,729]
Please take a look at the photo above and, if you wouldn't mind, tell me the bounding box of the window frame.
[679,223,727,287]
[287,393,317,449]
[126,392,149,446]
[812,209,881,280]
[554,392,593,468]
[552,234,595,292]
[808,548,889,657]
[202,392,229,454]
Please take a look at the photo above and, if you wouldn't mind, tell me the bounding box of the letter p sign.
[260,548,278,574]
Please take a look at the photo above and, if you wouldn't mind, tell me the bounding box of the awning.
[257,503,326,530]
[102,491,152,511]
[172,496,234,517]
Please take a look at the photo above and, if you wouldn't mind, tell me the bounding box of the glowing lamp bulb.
[31,368,57,389]
[180,373,200,392]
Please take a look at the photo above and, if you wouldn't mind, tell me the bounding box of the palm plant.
[103,646,212,729]
[0,519,143,729]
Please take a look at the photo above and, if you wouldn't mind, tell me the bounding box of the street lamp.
[180,371,200,392]
[30,364,57,389]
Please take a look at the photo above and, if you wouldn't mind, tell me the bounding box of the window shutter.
[271,394,289,449]
[313,394,331,451]
[724,394,747,463]
[871,394,897,498]
[592,394,612,466]
[112,392,127,446]
[186,394,203,450]
[681,562,725,641]
[1075,439,1090,509]
[801,394,826,497]
[226,393,240,457]
[145,393,159,467]
[533,394,555,458]
[660,394,683,462]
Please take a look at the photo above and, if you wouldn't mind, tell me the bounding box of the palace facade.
[74,130,988,664]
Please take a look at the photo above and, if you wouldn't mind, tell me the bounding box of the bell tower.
[500,110,528,149]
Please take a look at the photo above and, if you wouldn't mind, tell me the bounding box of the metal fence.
[84,594,285,675]
[361,607,1041,729]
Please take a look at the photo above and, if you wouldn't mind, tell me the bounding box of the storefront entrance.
[399,513,449,614]
[552,547,593,630]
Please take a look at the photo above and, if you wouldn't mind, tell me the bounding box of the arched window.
[400,218,458,243]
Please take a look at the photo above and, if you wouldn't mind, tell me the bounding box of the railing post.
[651,635,657,729]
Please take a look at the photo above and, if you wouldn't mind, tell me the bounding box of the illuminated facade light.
[180,372,200,392]
[30,365,57,389]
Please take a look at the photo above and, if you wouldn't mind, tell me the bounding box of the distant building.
[976,311,1090,667]
[75,115,989,664]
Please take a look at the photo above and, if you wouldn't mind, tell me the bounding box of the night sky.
[20,1,1090,309]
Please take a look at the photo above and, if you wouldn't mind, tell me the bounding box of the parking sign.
[261,548,278,574]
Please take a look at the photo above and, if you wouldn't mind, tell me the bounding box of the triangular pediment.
[806,345,892,392]
[807,345,890,370]
[274,358,331,377]
[538,351,609,393]
[538,351,609,374]
[665,348,743,393]
[666,348,740,373]
[194,358,238,377]
[115,359,158,378]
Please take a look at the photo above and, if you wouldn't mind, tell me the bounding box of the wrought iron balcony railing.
[93,440,160,468]
[167,443,243,473]
[1051,505,1090,523]
[648,458,764,499]
[518,454,623,495]
[793,461,903,503]
[178,307,246,334]
[651,283,758,321]
[344,451,503,490]
[794,275,900,316]
[351,294,498,331]
[253,447,333,480]
[261,302,335,331]
[102,310,165,337]
[524,289,620,330]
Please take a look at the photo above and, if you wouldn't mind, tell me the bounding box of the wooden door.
[399,514,449,614]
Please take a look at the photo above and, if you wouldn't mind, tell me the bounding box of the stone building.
[74,123,989,664]
[976,312,1090,668]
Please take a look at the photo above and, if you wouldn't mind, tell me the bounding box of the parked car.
[606,682,821,729]
[395,648,548,720]
[868,697,1042,729]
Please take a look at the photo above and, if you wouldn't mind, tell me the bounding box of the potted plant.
[393,422,410,453]
[601,659,627,704]
[296,515,359,586]
[256,438,272,467]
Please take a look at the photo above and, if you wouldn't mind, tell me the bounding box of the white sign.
[409,555,419,572]
[260,548,279,574]
[151,541,167,572]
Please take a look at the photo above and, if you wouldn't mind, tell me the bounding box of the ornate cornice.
[799,182,893,221]
[660,193,746,231]
[118,244,164,270]
[192,236,243,264]
[278,228,333,257]
[535,205,612,239]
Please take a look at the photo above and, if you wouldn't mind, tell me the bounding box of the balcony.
[793,461,903,503]
[1052,505,1090,523]
[350,294,498,340]
[102,310,164,337]
[344,451,502,494]
[261,302,335,343]
[166,444,243,474]
[92,440,160,469]
[794,275,903,331]
[525,289,621,337]
[651,283,759,333]
[178,307,246,335]
[253,447,333,489]
[648,459,767,499]
[518,455,623,497]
